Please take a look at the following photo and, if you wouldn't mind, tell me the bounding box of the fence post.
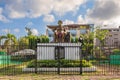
[79,46,82,75]
[35,40,38,74]
[57,46,60,74]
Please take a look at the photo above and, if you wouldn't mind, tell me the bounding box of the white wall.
[37,47,55,60]
[37,43,81,60]
[65,47,80,60]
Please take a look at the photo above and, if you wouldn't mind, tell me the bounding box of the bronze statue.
[54,20,70,43]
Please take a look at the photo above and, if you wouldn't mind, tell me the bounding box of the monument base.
[37,43,82,60]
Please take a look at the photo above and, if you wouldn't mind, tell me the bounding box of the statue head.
[58,20,63,27]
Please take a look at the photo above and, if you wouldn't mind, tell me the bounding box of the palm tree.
[0,33,17,53]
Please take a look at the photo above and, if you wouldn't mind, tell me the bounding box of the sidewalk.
[0,74,120,80]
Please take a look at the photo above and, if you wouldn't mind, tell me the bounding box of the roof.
[47,24,91,30]
[12,49,35,56]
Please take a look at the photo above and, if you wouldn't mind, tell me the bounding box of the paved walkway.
[0,75,120,80]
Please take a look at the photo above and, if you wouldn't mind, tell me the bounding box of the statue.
[64,32,70,42]
[54,20,70,43]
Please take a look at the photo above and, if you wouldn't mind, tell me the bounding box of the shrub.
[113,49,120,54]
[38,35,49,43]
[71,37,74,43]
[75,37,79,43]
[11,55,35,62]
[27,59,92,68]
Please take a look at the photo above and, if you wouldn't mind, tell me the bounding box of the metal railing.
[0,43,120,75]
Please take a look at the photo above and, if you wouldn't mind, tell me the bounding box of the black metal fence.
[0,43,120,75]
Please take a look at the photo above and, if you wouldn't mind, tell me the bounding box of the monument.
[37,20,94,60]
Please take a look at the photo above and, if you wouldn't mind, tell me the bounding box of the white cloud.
[31,28,39,36]
[63,19,74,25]
[25,22,33,27]
[86,0,120,27]
[63,15,86,25]
[0,7,9,22]
[87,0,120,20]
[43,15,55,23]
[77,15,86,24]
[53,0,86,16]
[2,29,10,33]
[14,28,20,33]
[3,0,86,19]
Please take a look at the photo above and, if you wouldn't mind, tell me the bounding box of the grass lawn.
[0,62,29,75]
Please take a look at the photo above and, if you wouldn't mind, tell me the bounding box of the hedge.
[27,59,92,68]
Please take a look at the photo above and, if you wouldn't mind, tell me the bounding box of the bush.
[71,37,74,43]
[11,55,35,62]
[75,37,79,43]
[38,35,49,43]
[27,59,92,68]
[113,49,120,54]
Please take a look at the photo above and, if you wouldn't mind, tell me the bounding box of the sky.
[0,0,120,37]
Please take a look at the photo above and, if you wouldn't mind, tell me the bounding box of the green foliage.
[80,32,94,55]
[38,35,49,43]
[0,33,18,53]
[70,37,74,43]
[28,35,37,49]
[113,49,120,54]
[18,37,29,49]
[11,55,35,62]
[27,59,92,68]
[75,37,79,43]
[95,28,109,46]
[0,33,17,46]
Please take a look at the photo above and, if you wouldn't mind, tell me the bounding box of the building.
[95,26,120,46]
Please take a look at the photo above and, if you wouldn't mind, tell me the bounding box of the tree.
[0,33,17,53]
[25,27,32,36]
[80,32,94,59]
[18,36,29,49]
[80,27,108,59]
[95,27,109,58]
[95,28,108,46]
[28,35,37,50]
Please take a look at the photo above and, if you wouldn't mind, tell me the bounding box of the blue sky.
[0,0,120,37]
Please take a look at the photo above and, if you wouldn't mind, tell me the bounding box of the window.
[114,34,118,36]
[114,38,118,39]
[55,46,65,60]
[109,34,112,37]
[114,42,118,45]
[112,29,119,32]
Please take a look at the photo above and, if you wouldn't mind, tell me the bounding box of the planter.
[23,66,97,72]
